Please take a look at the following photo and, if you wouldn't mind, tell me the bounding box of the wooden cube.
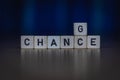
[61,36,74,48]
[74,36,87,48]
[48,36,60,48]
[34,36,47,49]
[74,23,87,35]
[87,36,100,48]
[21,36,34,48]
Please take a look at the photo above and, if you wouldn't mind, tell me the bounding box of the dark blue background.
[0,0,119,40]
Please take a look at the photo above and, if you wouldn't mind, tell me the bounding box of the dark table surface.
[0,37,120,80]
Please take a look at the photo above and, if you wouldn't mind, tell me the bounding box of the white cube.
[74,23,87,35]
[87,36,100,48]
[74,36,87,48]
[34,36,47,49]
[21,36,34,48]
[61,36,74,48]
[48,36,60,48]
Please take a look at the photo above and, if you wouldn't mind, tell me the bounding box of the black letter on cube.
[24,38,30,46]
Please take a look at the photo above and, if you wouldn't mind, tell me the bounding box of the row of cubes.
[21,22,100,48]
[21,36,100,48]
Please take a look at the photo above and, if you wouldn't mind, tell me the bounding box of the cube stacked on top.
[21,22,100,49]
[74,23,100,48]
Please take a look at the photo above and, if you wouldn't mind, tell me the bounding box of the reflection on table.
[21,49,100,80]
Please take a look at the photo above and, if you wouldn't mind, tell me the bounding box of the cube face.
[74,23,87,35]
[21,36,34,48]
[48,36,60,48]
[34,36,47,49]
[87,36,100,48]
[74,36,87,48]
[61,36,74,48]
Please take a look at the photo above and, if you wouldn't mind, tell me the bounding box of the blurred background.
[0,0,120,40]
[0,0,120,80]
